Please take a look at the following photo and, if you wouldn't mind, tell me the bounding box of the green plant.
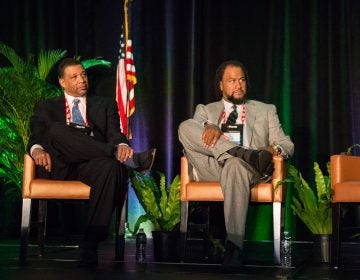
[280,162,332,234]
[0,43,66,200]
[130,171,180,234]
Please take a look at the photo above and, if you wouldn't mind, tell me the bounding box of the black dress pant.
[37,123,127,242]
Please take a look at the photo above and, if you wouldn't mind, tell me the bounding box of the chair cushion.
[332,181,360,202]
[25,179,90,199]
[184,182,223,201]
[182,181,274,202]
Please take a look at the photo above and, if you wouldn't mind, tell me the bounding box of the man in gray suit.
[178,60,294,272]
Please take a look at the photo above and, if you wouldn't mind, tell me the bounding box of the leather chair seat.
[332,182,360,202]
[182,181,275,202]
[25,179,90,199]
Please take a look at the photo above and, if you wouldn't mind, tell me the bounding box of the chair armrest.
[180,157,190,200]
[272,156,285,202]
[22,154,36,198]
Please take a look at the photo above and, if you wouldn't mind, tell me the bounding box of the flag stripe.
[116,0,136,138]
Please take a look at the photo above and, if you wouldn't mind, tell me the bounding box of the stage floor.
[0,238,359,279]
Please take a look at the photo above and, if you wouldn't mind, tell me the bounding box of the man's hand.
[115,145,134,162]
[202,124,222,149]
[32,148,52,172]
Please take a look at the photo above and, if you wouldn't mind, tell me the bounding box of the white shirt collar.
[223,99,241,112]
[64,92,86,105]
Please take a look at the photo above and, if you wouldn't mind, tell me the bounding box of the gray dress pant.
[178,119,259,249]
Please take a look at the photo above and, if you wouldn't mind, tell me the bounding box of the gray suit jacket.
[193,99,294,157]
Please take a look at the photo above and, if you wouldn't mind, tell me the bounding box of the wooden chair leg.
[332,202,341,268]
[37,201,47,257]
[115,197,127,261]
[273,201,281,264]
[180,201,189,262]
[19,198,32,263]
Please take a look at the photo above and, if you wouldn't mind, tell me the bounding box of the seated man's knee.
[178,119,201,141]
[178,120,190,134]
[223,157,248,172]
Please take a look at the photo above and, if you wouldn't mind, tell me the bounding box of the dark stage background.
[1,0,360,240]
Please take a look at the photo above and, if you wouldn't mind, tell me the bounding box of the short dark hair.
[57,58,83,78]
[214,60,250,96]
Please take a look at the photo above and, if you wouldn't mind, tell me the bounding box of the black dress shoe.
[78,248,98,268]
[221,241,243,273]
[228,147,274,178]
[123,148,156,172]
[251,150,274,177]
[134,148,156,172]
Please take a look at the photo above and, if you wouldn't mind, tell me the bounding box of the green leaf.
[132,214,151,236]
[314,162,330,204]
[158,171,168,216]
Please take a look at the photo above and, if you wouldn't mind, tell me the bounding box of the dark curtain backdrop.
[2,0,360,239]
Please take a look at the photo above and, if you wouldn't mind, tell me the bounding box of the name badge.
[221,124,244,145]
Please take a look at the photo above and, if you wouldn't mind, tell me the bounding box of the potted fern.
[281,162,331,262]
[130,170,181,261]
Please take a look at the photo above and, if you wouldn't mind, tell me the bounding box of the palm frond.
[37,49,67,80]
[82,58,111,69]
[0,42,27,72]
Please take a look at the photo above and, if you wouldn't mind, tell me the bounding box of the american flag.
[116,0,136,138]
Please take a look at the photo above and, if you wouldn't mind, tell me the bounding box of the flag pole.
[124,0,131,139]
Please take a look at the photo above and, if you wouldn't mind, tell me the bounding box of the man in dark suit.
[28,57,155,267]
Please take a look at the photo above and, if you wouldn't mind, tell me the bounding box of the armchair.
[19,154,126,263]
[330,154,360,268]
[180,155,285,264]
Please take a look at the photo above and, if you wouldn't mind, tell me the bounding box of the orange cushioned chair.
[180,155,285,264]
[330,154,360,268]
[19,154,126,263]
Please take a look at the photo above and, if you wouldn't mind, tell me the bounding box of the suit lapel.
[86,96,103,129]
[50,96,66,122]
[86,97,95,122]
[245,100,256,145]
[212,101,225,125]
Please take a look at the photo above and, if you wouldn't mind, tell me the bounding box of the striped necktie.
[226,105,238,125]
[72,98,85,125]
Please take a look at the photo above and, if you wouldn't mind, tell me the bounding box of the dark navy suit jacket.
[27,94,129,153]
